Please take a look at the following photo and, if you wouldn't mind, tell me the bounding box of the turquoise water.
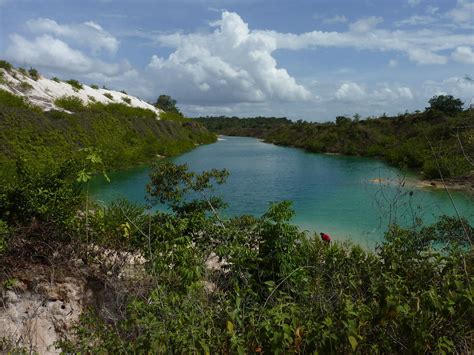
[90,136,474,248]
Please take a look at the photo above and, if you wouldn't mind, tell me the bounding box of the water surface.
[91,136,473,248]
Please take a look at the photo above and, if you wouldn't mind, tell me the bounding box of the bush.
[66,79,83,91]
[427,95,464,116]
[28,68,40,81]
[17,67,28,76]
[58,163,473,354]
[54,95,86,112]
[0,160,81,228]
[0,60,13,71]
[0,89,30,108]
[52,77,61,83]
[121,97,131,104]
[103,93,113,100]
[17,81,33,93]
[91,84,99,89]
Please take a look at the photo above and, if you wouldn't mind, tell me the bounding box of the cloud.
[451,46,474,64]
[5,34,126,76]
[408,0,423,6]
[334,82,413,104]
[396,15,436,27]
[25,18,119,54]
[322,15,347,25]
[349,16,383,32]
[423,76,474,100]
[388,59,398,67]
[148,11,312,104]
[447,0,474,23]
[335,82,366,101]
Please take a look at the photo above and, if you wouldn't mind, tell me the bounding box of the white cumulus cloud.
[148,11,313,104]
[335,82,367,101]
[451,46,474,64]
[447,0,474,23]
[349,16,383,32]
[5,34,126,77]
[25,18,119,54]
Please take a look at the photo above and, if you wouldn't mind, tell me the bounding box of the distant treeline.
[194,100,473,179]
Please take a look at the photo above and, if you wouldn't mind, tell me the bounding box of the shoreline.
[369,174,474,194]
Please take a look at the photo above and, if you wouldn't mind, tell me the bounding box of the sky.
[0,0,473,121]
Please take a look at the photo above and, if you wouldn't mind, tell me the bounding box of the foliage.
[17,67,28,76]
[52,77,61,83]
[121,96,131,104]
[195,104,473,179]
[90,84,99,89]
[103,92,113,100]
[28,67,39,81]
[0,60,13,72]
[54,95,86,112]
[427,95,464,116]
[160,110,188,121]
[66,79,83,90]
[0,159,81,228]
[0,92,216,180]
[17,81,33,93]
[0,220,7,254]
[55,162,473,354]
[155,94,180,114]
[0,89,30,108]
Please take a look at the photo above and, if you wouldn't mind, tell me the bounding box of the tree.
[154,94,180,113]
[427,95,464,115]
[336,115,352,125]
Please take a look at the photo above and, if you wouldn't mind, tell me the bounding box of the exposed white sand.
[0,68,161,117]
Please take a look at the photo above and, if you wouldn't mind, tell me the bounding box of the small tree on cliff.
[154,95,180,114]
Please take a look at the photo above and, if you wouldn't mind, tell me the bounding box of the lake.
[90,136,474,248]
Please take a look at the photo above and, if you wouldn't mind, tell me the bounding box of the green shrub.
[52,77,61,83]
[28,67,40,81]
[0,71,6,85]
[0,89,30,108]
[121,96,131,104]
[0,220,8,254]
[58,163,473,354]
[103,93,113,100]
[0,60,13,71]
[66,79,83,91]
[120,90,127,94]
[87,95,96,102]
[17,81,33,93]
[160,111,187,121]
[0,160,81,228]
[90,84,99,89]
[18,67,28,76]
[54,95,86,112]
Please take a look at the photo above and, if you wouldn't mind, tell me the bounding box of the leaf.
[226,320,234,333]
[348,336,358,351]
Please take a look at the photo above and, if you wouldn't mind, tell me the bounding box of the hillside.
[0,63,216,180]
[0,62,161,115]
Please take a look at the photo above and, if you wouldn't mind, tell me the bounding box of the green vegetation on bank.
[0,160,472,353]
[195,97,473,179]
[0,88,216,180]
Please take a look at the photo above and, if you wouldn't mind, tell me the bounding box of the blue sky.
[1,0,473,120]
